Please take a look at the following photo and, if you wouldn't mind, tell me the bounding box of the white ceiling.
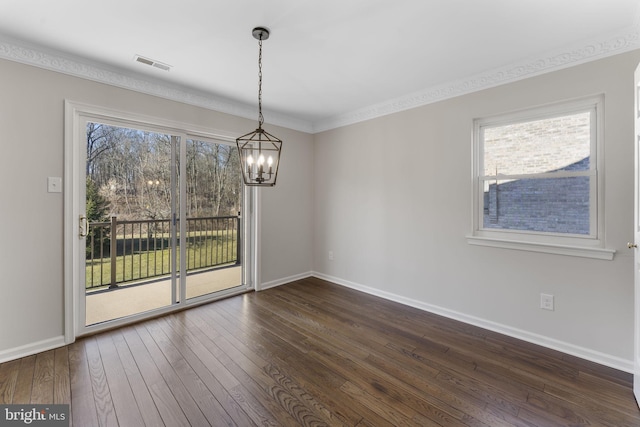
[1,0,639,132]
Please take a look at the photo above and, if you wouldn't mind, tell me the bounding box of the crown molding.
[313,25,640,133]
[1,26,639,135]
[0,33,314,134]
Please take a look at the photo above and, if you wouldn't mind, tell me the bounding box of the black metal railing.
[86,215,240,290]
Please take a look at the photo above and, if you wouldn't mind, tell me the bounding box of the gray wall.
[2,48,640,372]
[313,49,640,371]
[0,58,314,358]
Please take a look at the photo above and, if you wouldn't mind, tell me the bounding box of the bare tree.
[86,122,241,221]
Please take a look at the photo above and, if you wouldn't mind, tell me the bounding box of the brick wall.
[483,158,590,234]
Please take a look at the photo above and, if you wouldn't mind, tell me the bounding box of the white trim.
[260,271,314,291]
[633,59,640,404]
[63,102,78,344]
[63,100,242,142]
[313,27,640,132]
[0,34,312,134]
[253,189,262,291]
[64,100,87,342]
[311,272,633,373]
[1,25,639,134]
[0,336,67,364]
[466,235,615,260]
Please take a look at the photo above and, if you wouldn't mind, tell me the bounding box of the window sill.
[466,235,615,260]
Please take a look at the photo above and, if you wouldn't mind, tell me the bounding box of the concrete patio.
[86,266,242,325]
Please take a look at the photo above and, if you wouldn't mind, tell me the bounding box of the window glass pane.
[483,112,591,176]
[482,176,590,235]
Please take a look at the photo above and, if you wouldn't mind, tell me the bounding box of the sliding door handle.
[79,215,88,238]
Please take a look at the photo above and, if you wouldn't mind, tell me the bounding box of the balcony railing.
[86,215,240,290]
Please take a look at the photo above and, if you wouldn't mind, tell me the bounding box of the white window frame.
[466,96,615,260]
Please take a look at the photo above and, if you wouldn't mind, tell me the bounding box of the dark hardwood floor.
[0,276,638,426]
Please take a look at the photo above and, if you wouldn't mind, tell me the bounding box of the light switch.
[48,177,62,193]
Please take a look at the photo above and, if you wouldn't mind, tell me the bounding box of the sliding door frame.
[64,100,257,342]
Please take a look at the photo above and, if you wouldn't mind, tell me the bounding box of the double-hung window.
[468,96,614,259]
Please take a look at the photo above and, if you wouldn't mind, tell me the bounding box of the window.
[467,96,614,260]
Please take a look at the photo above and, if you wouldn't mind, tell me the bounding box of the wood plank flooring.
[0,276,638,426]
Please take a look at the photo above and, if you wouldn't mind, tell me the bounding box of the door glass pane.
[84,122,175,325]
[184,139,243,299]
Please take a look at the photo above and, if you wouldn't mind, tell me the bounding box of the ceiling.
[0,0,639,133]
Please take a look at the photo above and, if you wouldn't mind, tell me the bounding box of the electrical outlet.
[328,250,334,261]
[540,293,554,311]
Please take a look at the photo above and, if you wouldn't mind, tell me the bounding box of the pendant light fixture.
[236,27,282,187]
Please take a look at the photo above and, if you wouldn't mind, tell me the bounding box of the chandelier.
[236,27,282,187]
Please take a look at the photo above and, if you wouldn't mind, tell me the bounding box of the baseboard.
[311,271,634,373]
[260,271,314,291]
[0,336,67,364]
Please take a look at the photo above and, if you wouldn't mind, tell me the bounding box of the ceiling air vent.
[134,55,171,71]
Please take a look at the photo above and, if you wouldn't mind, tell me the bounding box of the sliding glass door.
[71,107,248,332]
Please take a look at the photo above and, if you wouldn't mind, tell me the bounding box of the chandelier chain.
[258,36,264,127]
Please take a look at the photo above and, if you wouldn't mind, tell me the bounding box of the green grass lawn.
[86,235,238,289]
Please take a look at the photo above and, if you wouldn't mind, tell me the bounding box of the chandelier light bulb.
[258,154,265,165]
